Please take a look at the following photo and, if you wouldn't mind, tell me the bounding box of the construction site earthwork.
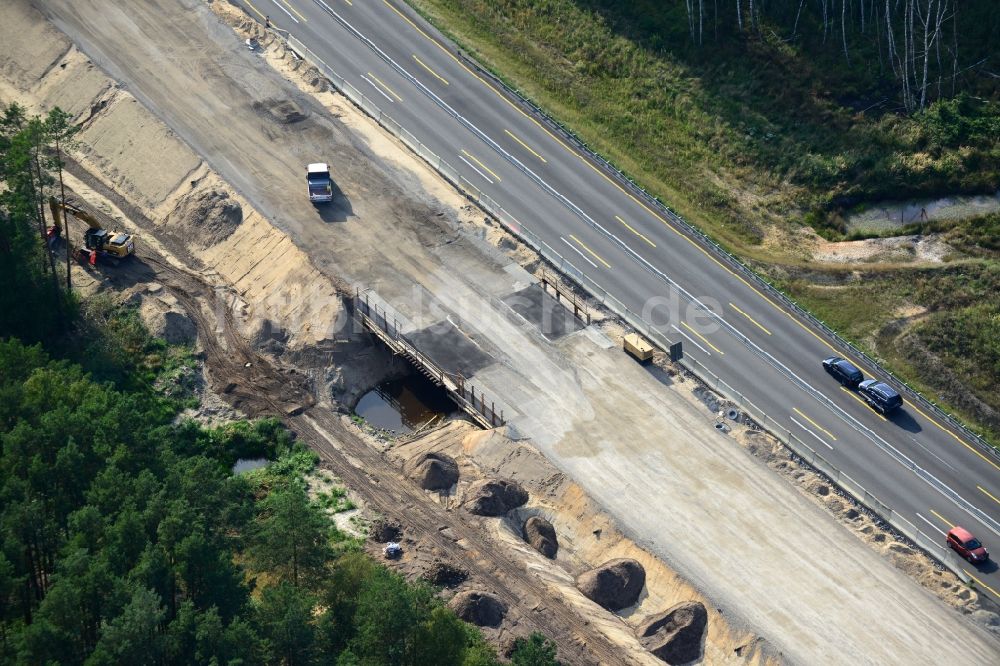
[3,1,999,664]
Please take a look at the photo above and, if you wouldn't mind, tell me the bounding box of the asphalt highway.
[239,0,1000,600]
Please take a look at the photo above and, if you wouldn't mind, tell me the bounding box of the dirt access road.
[26,0,1000,663]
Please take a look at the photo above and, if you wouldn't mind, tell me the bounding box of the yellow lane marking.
[681,321,724,356]
[792,407,837,441]
[504,129,547,162]
[367,72,402,101]
[929,509,953,528]
[964,570,1000,602]
[281,0,308,22]
[568,234,611,269]
[614,216,655,248]
[461,150,501,182]
[978,485,1000,507]
[378,2,834,346]
[903,399,1000,474]
[413,55,449,85]
[728,302,772,336]
[377,3,838,348]
[245,0,267,20]
[840,386,887,421]
[342,0,353,5]
[380,0,987,459]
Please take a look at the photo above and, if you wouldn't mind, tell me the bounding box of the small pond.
[354,373,456,434]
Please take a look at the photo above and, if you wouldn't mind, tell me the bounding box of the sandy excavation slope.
[7,0,998,663]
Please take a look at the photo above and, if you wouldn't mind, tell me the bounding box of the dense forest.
[0,103,559,664]
[678,0,992,114]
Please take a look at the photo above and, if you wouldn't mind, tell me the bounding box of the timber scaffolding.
[354,291,505,429]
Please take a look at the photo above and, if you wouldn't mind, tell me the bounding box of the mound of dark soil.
[576,558,646,611]
[637,601,708,664]
[404,451,459,491]
[522,516,558,558]
[368,518,402,543]
[448,590,506,627]
[423,561,468,588]
[463,479,528,516]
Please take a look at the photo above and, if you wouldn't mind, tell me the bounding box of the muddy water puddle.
[847,191,1000,233]
[354,374,456,434]
[232,458,268,474]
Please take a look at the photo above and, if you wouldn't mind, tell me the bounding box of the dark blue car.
[858,379,903,414]
[822,356,863,389]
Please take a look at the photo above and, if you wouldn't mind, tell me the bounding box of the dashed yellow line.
[840,386,887,421]
[681,321,724,356]
[569,234,611,269]
[965,570,1000,602]
[461,150,501,182]
[379,0,993,463]
[978,485,1000,507]
[413,55,449,85]
[903,399,1000,474]
[504,129,546,163]
[929,509,953,528]
[281,0,307,22]
[378,1,830,343]
[244,0,267,20]
[728,302,772,336]
[792,407,837,441]
[367,72,402,101]
[614,216,655,248]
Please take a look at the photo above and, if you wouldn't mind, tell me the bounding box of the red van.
[946,526,989,563]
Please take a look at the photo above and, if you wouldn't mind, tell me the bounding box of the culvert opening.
[354,371,457,434]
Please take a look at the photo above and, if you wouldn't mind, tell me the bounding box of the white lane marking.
[670,324,710,356]
[560,237,597,269]
[458,155,493,184]
[314,0,1000,541]
[916,512,946,536]
[909,436,957,473]
[270,0,299,23]
[790,416,834,450]
[361,76,394,102]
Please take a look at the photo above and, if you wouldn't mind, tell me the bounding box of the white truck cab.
[307,162,333,203]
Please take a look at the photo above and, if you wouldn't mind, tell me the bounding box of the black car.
[822,356,863,388]
[858,379,903,414]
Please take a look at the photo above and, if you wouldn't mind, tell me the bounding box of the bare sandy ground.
[5,0,998,662]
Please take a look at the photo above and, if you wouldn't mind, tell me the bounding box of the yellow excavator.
[48,196,135,266]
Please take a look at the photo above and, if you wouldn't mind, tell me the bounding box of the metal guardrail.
[283,33,977,584]
[453,52,997,458]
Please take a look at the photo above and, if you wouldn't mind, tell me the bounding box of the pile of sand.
[404,451,459,491]
[637,601,708,665]
[577,558,646,611]
[522,516,558,559]
[463,479,528,516]
[448,590,507,627]
[164,187,243,248]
